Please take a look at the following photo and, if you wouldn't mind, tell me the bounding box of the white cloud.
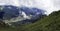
[0,0,60,15]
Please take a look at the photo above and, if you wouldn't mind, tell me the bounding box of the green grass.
[0,10,60,31]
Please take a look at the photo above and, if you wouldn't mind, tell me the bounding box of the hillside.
[22,10,60,31]
[0,10,60,31]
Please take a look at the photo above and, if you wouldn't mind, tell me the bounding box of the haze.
[0,0,60,15]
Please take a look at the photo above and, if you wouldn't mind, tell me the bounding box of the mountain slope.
[21,10,60,31]
[0,10,60,31]
[0,5,46,25]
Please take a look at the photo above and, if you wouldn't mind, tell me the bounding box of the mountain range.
[0,5,46,25]
[0,7,60,31]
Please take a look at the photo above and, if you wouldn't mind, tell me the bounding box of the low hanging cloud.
[0,0,60,15]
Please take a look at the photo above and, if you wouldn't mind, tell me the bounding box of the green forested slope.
[0,10,60,31]
[22,10,60,31]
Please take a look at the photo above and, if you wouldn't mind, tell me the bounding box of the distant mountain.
[0,5,46,25]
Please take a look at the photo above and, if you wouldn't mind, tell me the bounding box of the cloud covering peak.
[0,0,60,15]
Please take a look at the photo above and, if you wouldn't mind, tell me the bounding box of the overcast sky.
[0,0,60,15]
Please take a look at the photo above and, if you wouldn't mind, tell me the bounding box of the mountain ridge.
[0,5,46,25]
